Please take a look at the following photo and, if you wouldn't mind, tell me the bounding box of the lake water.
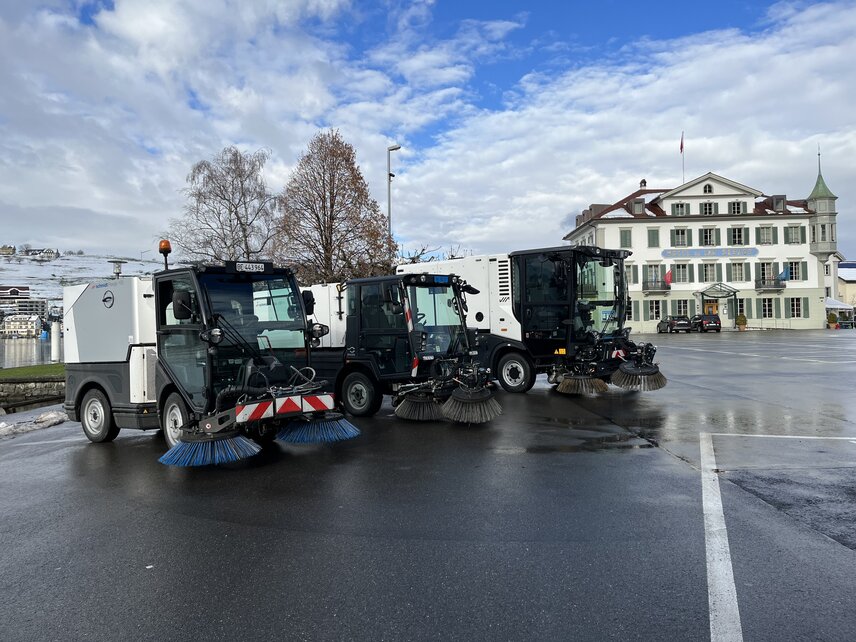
[0,338,61,369]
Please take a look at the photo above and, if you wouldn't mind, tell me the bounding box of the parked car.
[656,315,692,333]
[690,314,722,332]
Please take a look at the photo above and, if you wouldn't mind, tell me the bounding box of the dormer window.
[703,184,713,194]
[772,195,786,212]
[632,198,645,215]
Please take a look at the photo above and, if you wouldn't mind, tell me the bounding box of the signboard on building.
[661,248,759,259]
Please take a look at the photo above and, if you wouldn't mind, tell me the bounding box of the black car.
[690,314,722,332]
[656,315,692,333]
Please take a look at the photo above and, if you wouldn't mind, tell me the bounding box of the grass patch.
[0,363,66,380]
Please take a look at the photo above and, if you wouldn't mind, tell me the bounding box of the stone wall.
[0,378,65,411]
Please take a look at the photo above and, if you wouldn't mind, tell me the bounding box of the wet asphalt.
[1,329,856,641]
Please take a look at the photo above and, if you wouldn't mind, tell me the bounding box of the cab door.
[356,283,410,376]
[518,255,569,359]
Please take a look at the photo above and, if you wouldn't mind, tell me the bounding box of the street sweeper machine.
[63,241,359,467]
[306,273,501,424]
[397,245,666,395]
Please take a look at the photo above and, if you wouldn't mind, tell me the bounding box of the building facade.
[564,170,839,332]
[1,314,41,338]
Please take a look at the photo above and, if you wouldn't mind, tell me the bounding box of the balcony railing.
[755,278,785,290]
[642,279,671,292]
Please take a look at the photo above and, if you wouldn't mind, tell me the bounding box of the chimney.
[640,178,647,188]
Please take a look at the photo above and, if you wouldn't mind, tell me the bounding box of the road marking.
[657,345,856,364]
[700,432,744,642]
[709,433,856,441]
[8,438,82,446]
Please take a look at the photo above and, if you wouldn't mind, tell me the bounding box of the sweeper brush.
[612,362,668,391]
[159,431,261,467]
[441,387,502,424]
[394,392,445,421]
[276,413,360,444]
[556,375,609,395]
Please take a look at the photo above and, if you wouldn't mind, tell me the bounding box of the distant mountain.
[0,254,163,303]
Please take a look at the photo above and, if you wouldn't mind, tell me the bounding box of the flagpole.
[681,131,685,183]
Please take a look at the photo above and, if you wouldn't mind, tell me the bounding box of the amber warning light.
[159,239,172,269]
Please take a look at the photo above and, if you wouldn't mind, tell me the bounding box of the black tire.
[161,392,190,449]
[716,329,721,333]
[341,371,382,417]
[496,352,534,393]
[80,389,120,443]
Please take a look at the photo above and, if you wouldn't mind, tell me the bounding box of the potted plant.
[827,312,839,329]
[735,313,747,331]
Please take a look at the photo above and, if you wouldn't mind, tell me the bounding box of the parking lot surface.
[1,330,855,640]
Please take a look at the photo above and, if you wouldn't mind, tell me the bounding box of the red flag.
[664,269,673,285]
[680,131,684,154]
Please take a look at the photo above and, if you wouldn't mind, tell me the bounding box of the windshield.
[407,284,465,355]
[199,272,308,388]
[574,254,626,336]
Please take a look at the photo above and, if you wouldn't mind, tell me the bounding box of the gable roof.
[651,172,763,204]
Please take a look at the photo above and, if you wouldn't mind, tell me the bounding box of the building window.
[759,262,773,281]
[673,203,688,216]
[832,224,836,242]
[825,264,830,276]
[737,299,746,316]
[625,265,636,285]
[648,300,661,321]
[729,201,746,215]
[784,226,803,244]
[788,261,802,281]
[789,298,803,318]
[730,227,745,245]
[676,299,689,316]
[648,229,660,248]
[759,227,773,245]
[620,229,632,248]
[702,264,717,282]
[704,184,713,194]
[811,225,817,243]
[821,224,827,241]
[674,229,688,247]
[673,264,689,283]
[633,200,645,215]
[826,287,831,297]
[731,263,745,282]
[701,228,715,246]
[701,202,714,216]
[626,304,633,322]
[762,298,774,318]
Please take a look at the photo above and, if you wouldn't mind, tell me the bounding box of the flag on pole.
[664,269,673,285]
[776,267,790,281]
[680,131,684,154]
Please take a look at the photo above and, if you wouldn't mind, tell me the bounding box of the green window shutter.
[727,304,734,320]
[727,229,734,246]
[670,229,676,247]
[688,264,695,282]
[785,298,791,318]
[671,204,677,216]
[660,265,666,281]
[800,226,806,243]
[772,227,779,244]
[745,299,752,319]
[743,227,749,246]
[632,265,638,284]
[773,262,780,278]
[648,229,657,247]
[726,263,733,281]
[714,203,719,215]
[755,227,761,245]
[687,229,693,246]
[671,299,677,315]
[800,261,807,281]
[716,263,723,282]
[715,228,721,246]
[756,299,763,318]
[741,202,747,214]
[774,298,781,318]
[643,303,650,321]
[783,227,791,244]
[690,299,697,316]
[633,300,639,322]
[802,297,809,318]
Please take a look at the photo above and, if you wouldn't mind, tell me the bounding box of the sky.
[1,0,855,261]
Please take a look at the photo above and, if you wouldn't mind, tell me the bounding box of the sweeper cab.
[397,246,666,395]
[307,273,501,424]
[63,241,359,466]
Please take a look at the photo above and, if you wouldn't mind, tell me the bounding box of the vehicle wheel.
[80,389,120,443]
[161,392,190,449]
[341,371,382,417]
[496,352,534,393]
[716,329,721,333]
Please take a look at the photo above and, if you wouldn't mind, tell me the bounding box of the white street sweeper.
[305,273,501,424]
[63,240,358,466]
[397,245,666,395]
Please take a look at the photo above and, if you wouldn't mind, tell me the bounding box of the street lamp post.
[387,144,401,238]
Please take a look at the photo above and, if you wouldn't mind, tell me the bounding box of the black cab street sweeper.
[305,273,501,424]
[62,240,358,467]
[397,245,666,395]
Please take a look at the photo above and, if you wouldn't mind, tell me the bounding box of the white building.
[1,314,41,338]
[564,168,839,332]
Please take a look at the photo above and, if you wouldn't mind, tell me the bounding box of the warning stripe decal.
[235,400,273,423]
[302,394,334,412]
[275,396,302,415]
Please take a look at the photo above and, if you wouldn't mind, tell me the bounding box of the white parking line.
[658,345,856,364]
[700,432,744,642]
[710,433,856,440]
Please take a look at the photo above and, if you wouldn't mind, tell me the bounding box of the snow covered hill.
[0,254,163,304]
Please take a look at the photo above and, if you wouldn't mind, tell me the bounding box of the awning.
[824,297,854,310]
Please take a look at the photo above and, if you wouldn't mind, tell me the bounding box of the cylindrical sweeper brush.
[276,412,361,443]
[159,430,262,467]
[611,362,667,391]
[441,386,502,425]
[556,374,609,395]
[394,392,445,421]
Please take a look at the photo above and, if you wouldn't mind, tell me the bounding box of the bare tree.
[167,146,279,262]
[277,130,397,283]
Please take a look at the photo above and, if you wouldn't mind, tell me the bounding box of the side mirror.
[302,290,316,316]
[172,291,192,320]
[309,322,329,339]
[384,285,401,306]
[462,284,480,295]
[200,328,223,344]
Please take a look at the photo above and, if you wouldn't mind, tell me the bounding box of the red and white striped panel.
[235,400,274,423]
[275,396,303,415]
[302,394,335,412]
[401,292,419,376]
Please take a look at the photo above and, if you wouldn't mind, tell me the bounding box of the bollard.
[51,321,61,363]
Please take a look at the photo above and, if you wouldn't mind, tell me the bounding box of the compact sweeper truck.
[63,241,358,466]
[398,245,666,395]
